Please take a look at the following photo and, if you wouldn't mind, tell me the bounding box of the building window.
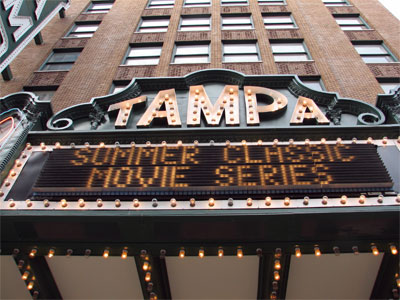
[353,43,397,63]
[137,17,170,33]
[85,1,114,13]
[271,42,311,62]
[124,45,162,66]
[378,79,399,94]
[221,0,248,6]
[27,90,55,101]
[184,0,211,6]
[223,42,260,62]
[148,0,175,8]
[263,14,296,29]
[334,16,369,30]
[173,43,210,64]
[40,51,81,71]
[66,23,99,38]
[179,16,211,31]
[222,15,253,30]
[322,0,350,6]
[258,0,286,5]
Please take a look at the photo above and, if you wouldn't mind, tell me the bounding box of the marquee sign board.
[0,0,70,72]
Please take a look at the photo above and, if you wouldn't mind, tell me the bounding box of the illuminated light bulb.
[190,198,196,207]
[150,292,157,300]
[121,249,128,259]
[26,143,32,150]
[305,139,310,146]
[84,142,90,148]
[146,141,151,147]
[218,247,224,258]
[382,136,388,145]
[295,247,301,258]
[377,194,384,204]
[164,94,169,100]
[143,261,149,271]
[133,198,140,208]
[371,245,379,256]
[97,198,103,207]
[273,139,279,145]
[115,199,121,207]
[55,142,61,149]
[66,249,73,257]
[228,198,234,207]
[70,142,76,148]
[22,271,29,280]
[336,138,342,145]
[247,89,252,95]
[359,195,366,204]
[274,271,280,281]
[131,142,136,148]
[314,246,321,257]
[302,100,308,107]
[257,140,263,145]
[322,196,328,205]
[179,249,185,258]
[170,198,177,207]
[367,137,373,144]
[397,278,400,288]
[270,291,277,300]
[352,137,357,144]
[8,199,15,208]
[103,249,109,259]
[144,272,151,282]
[48,248,55,258]
[99,142,105,148]
[289,139,294,145]
[246,198,253,207]
[199,248,205,258]
[61,199,68,208]
[237,247,243,258]
[284,197,290,206]
[274,260,281,270]
[390,245,398,255]
[225,140,231,146]
[333,246,340,256]
[340,195,347,205]
[208,198,215,207]
[27,281,34,290]
[29,248,37,258]
[195,89,200,94]
[274,248,282,259]
[303,196,309,206]
[177,140,183,146]
[229,88,234,94]
[78,198,85,208]
[242,140,247,146]
[352,246,359,255]
[25,199,32,207]
[10,169,16,177]
[265,197,272,206]
[125,103,131,109]
[319,138,326,144]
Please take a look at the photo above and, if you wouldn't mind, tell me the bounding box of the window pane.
[141,19,170,27]
[265,24,296,29]
[224,54,259,62]
[335,17,362,25]
[222,0,248,3]
[42,63,73,71]
[73,25,99,32]
[176,45,208,55]
[271,43,305,53]
[69,33,94,38]
[129,47,162,57]
[181,26,210,31]
[263,16,292,23]
[362,56,394,63]
[174,56,208,63]
[112,86,127,94]
[48,52,80,62]
[182,18,210,26]
[92,3,113,10]
[354,44,387,55]
[222,24,253,29]
[126,58,160,65]
[33,91,55,101]
[380,82,399,94]
[224,43,257,54]
[222,17,251,24]
[274,54,309,61]
[139,27,168,32]
[185,0,210,4]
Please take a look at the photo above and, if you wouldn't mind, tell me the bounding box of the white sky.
[378,0,400,20]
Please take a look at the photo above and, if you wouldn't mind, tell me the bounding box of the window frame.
[270,40,313,62]
[263,13,297,29]
[299,77,325,91]
[222,41,261,63]
[183,0,211,7]
[85,1,114,13]
[65,22,100,38]
[147,0,175,8]
[221,0,249,6]
[40,50,81,71]
[137,17,171,33]
[377,78,400,94]
[179,15,211,31]
[258,0,286,5]
[334,15,370,31]
[353,42,398,63]
[322,0,351,6]
[123,44,163,66]
[172,42,211,64]
[221,14,254,30]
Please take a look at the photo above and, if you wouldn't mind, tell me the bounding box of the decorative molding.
[221,6,250,14]
[221,30,257,40]
[327,6,359,14]
[142,8,173,16]
[276,62,319,76]
[176,31,211,41]
[344,30,382,41]
[54,38,88,49]
[25,71,68,87]
[368,63,400,78]
[181,7,211,15]
[259,5,289,13]
[377,86,400,124]
[76,13,105,22]
[115,66,157,80]
[267,29,302,40]
[131,33,166,43]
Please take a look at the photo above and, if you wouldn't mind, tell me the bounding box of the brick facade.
[1,0,399,110]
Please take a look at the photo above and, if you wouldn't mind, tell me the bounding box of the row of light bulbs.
[6,194,400,209]
[22,244,397,259]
